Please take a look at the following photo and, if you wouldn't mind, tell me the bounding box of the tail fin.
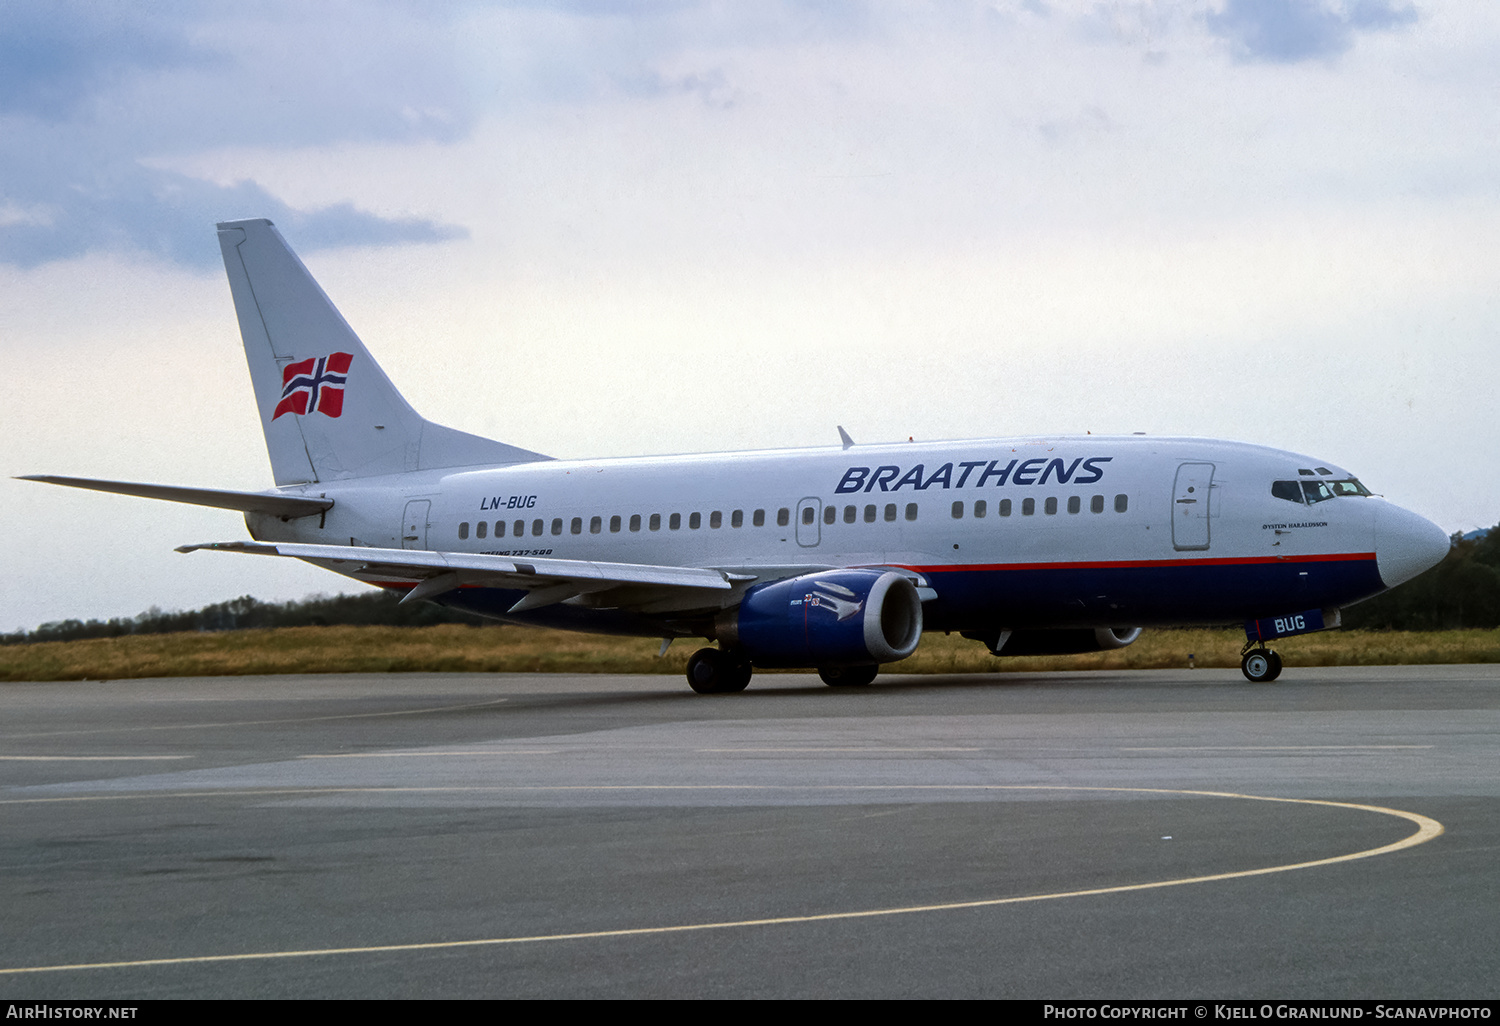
[217,218,549,485]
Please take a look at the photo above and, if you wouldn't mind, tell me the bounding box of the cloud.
[0,1,472,267]
[0,0,1454,270]
[0,0,879,268]
[0,169,466,269]
[1207,0,1418,63]
[0,2,217,121]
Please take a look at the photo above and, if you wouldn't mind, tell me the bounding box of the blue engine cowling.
[714,569,923,668]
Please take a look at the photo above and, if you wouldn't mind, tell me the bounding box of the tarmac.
[1,664,1496,998]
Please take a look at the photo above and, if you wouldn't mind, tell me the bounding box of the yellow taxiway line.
[0,785,1443,976]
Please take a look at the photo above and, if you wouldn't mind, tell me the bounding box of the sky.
[3,0,1497,633]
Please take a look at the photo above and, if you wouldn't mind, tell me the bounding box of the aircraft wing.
[176,540,754,613]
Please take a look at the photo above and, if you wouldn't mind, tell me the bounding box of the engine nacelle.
[715,569,923,667]
[964,627,1143,656]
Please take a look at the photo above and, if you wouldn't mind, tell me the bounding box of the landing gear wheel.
[1241,649,1281,683]
[818,665,878,687]
[686,648,752,694]
[725,654,753,693]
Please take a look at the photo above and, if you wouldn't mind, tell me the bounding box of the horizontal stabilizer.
[17,476,332,518]
[177,540,753,611]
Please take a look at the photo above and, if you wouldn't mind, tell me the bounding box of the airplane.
[21,218,1451,692]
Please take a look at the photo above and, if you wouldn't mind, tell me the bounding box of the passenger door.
[1171,463,1214,551]
[401,499,431,550]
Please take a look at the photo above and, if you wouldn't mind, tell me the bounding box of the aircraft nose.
[1374,502,1450,588]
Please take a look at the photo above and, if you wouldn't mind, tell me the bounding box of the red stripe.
[896,552,1377,574]
[368,552,1378,593]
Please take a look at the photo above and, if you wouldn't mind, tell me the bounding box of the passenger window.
[532,519,544,536]
[778,508,791,527]
[823,505,836,525]
[571,517,582,535]
[496,521,506,538]
[732,510,744,528]
[999,499,1012,517]
[1114,494,1128,513]
[629,514,642,532]
[670,512,681,530]
[514,520,525,537]
[1044,497,1057,515]
[844,505,856,524]
[589,516,601,535]
[1067,496,1080,514]
[905,503,918,522]
[1272,481,1306,504]
[884,503,897,522]
[476,521,487,539]
[551,518,563,536]
[649,513,661,531]
[801,507,814,526]
[690,512,702,529]
[864,504,877,523]
[754,509,766,527]
[973,499,987,518]
[1022,498,1035,516]
[1090,495,1104,514]
[609,515,621,533]
[458,522,469,540]
[951,501,964,519]
[710,511,723,528]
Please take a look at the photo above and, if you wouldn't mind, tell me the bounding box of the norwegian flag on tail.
[273,353,352,420]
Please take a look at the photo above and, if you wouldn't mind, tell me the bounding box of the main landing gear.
[683,650,882,692]
[686,648,752,694]
[818,665,879,687]
[1240,642,1283,683]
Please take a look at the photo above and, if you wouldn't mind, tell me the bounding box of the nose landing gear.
[1240,643,1283,682]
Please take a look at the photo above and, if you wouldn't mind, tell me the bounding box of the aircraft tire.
[818,665,878,687]
[1241,650,1279,683]
[726,656,753,692]
[687,648,750,694]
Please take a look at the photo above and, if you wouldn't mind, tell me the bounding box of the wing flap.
[176,540,739,598]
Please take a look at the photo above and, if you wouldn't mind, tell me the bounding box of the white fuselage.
[248,434,1443,637]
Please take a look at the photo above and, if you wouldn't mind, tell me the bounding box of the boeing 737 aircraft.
[22,219,1451,692]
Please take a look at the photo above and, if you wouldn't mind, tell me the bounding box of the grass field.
[2,625,1498,682]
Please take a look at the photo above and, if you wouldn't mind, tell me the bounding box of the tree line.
[2,590,487,645]
[4,523,1496,645]
[1340,525,1500,630]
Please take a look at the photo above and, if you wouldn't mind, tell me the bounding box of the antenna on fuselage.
[837,426,855,450]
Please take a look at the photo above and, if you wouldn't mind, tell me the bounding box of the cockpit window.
[1272,480,1305,504]
[1302,480,1334,504]
[1273,478,1370,504]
